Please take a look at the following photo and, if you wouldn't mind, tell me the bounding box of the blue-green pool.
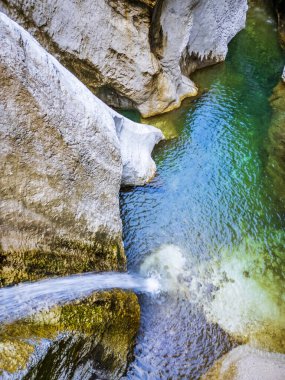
[121,2,285,379]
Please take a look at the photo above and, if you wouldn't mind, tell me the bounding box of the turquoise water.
[121,3,285,379]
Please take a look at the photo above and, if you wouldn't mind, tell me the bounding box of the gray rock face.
[202,345,285,380]
[0,0,248,117]
[0,11,163,286]
[153,0,248,76]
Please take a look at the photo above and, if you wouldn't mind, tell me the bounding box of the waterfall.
[0,272,160,323]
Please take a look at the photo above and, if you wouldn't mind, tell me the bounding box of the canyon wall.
[0,0,248,117]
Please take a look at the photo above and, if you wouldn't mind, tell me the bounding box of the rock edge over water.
[0,0,248,117]
[0,11,163,286]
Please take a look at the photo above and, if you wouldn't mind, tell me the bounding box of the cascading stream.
[1,3,284,380]
[0,272,160,324]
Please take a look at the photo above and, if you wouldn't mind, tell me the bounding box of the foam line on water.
[0,272,160,323]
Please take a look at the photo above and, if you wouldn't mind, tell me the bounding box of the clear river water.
[1,2,284,380]
[121,3,285,379]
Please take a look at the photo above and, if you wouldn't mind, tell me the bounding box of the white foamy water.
[0,272,160,324]
[140,244,188,292]
[139,244,285,344]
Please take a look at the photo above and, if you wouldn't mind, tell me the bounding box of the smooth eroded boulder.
[0,11,163,286]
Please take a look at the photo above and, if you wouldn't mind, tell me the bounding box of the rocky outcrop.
[0,290,140,379]
[202,345,285,380]
[0,0,248,117]
[267,81,285,205]
[0,11,156,378]
[0,11,163,286]
[152,0,248,78]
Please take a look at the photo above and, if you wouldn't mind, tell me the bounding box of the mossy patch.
[0,290,140,379]
[0,232,125,287]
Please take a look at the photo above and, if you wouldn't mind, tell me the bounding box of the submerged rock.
[0,0,247,117]
[143,236,285,354]
[0,12,163,286]
[0,290,140,379]
[200,236,285,354]
[267,81,285,205]
[202,345,285,380]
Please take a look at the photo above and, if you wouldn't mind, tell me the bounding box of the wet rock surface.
[0,0,247,117]
[0,290,140,380]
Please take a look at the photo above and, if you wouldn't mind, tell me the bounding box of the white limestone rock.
[0,12,163,284]
[0,0,248,117]
[111,113,163,185]
[152,0,248,76]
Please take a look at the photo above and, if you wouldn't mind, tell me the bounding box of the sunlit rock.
[152,0,248,79]
[111,114,164,185]
[0,12,163,285]
[0,0,247,117]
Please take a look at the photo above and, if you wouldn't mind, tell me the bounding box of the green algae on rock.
[0,290,140,379]
[0,232,125,287]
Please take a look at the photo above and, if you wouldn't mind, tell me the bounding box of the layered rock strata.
[0,0,248,117]
[0,11,163,286]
